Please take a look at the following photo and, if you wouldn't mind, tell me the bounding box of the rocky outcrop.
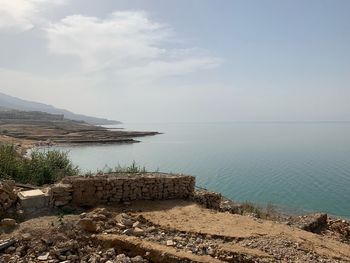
[0,180,17,213]
[295,213,328,233]
[328,219,350,241]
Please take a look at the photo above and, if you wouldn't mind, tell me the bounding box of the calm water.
[50,122,350,218]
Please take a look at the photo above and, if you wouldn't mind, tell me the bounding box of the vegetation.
[0,144,78,186]
[114,161,147,173]
[240,201,276,219]
[90,161,149,175]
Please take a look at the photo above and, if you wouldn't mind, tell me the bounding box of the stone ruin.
[53,173,196,207]
[1,173,229,214]
[0,180,17,213]
[191,189,222,210]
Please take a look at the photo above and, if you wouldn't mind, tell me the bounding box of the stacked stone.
[61,173,195,206]
[192,189,222,210]
[0,180,17,212]
[51,183,73,207]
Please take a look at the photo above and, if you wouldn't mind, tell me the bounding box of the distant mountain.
[0,92,121,125]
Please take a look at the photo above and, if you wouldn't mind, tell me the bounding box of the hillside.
[0,92,120,125]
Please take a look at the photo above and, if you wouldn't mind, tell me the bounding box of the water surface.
[50,122,350,218]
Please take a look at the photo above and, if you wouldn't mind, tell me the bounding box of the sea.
[45,122,350,218]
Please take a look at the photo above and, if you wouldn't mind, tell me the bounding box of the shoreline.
[1,174,350,262]
[0,119,160,155]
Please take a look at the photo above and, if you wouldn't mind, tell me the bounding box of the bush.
[94,161,147,175]
[114,161,147,173]
[27,150,79,185]
[0,144,79,186]
[0,144,25,181]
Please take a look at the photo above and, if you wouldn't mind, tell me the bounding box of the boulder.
[298,213,328,233]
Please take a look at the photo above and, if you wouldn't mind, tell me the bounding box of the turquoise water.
[50,122,350,218]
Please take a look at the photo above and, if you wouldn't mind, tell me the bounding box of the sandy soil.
[1,200,350,262]
[132,200,350,262]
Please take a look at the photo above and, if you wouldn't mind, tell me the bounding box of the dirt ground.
[1,200,350,262]
[132,200,350,261]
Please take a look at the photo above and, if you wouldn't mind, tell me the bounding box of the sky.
[0,0,349,122]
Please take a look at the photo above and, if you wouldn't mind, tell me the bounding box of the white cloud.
[0,0,65,31]
[45,11,221,79]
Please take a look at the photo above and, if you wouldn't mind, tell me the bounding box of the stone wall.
[0,180,17,213]
[52,173,195,207]
[191,189,222,210]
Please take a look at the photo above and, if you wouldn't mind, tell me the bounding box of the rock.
[78,218,97,232]
[145,226,156,232]
[116,213,134,227]
[132,221,141,228]
[105,248,116,258]
[37,252,49,261]
[206,247,215,255]
[116,223,126,229]
[121,213,131,219]
[328,219,350,239]
[120,218,134,227]
[116,253,131,263]
[123,229,134,235]
[299,213,328,233]
[192,190,222,210]
[131,255,145,263]
[133,227,144,236]
[0,218,17,228]
[166,240,175,246]
[22,233,32,241]
[18,189,49,211]
[0,180,17,212]
[80,212,87,218]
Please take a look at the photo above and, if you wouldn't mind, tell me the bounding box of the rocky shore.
[0,117,159,151]
[1,174,350,262]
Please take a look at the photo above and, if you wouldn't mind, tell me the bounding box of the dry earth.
[1,200,350,262]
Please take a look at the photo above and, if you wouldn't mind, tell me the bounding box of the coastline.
[0,119,160,156]
[1,173,350,262]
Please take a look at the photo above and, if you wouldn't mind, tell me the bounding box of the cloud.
[44,11,222,80]
[0,0,65,31]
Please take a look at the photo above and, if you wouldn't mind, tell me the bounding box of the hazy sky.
[0,0,349,122]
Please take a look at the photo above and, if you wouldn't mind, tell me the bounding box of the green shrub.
[0,144,25,181]
[114,161,147,173]
[93,161,147,175]
[0,144,78,186]
[27,150,79,185]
